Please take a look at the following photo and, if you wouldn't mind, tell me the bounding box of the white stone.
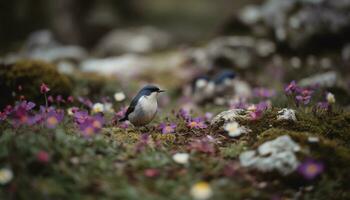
[211,109,248,125]
[239,135,301,175]
[277,108,297,121]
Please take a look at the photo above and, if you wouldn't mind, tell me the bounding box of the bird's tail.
[119,117,127,122]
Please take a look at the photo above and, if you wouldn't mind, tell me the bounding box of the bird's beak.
[158,90,165,93]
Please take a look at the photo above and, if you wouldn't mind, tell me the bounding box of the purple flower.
[317,102,329,110]
[56,95,65,103]
[78,114,104,137]
[187,117,207,129]
[73,110,89,124]
[45,110,64,129]
[178,108,190,120]
[10,101,36,126]
[78,97,93,108]
[298,159,324,180]
[253,87,276,98]
[159,123,176,134]
[284,80,298,95]
[229,98,248,109]
[295,89,313,105]
[67,96,74,103]
[48,95,54,103]
[204,112,213,121]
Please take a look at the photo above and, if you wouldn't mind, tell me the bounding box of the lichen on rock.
[239,135,301,175]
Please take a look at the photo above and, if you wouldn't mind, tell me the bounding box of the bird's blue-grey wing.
[119,92,145,121]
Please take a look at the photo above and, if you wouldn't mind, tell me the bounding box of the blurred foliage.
[0,60,72,108]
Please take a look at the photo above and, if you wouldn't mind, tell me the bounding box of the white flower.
[277,108,297,121]
[308,136,319,143]
[0,168,13,185]
[190,181,213,200]
[92,103,104,113]
[114,92,126,102]
[172,153,189,165]
[103,103,114,113]
[67,107,74,116]
[326,92,335,104]
[224,122,250,138]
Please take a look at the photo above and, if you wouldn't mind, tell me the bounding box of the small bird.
[213,70,236,96]
[119,85,164,126]
[191,75,215,104]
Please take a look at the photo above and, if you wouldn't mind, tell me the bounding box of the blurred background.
[0,0,261,52]
[1,0,350,108]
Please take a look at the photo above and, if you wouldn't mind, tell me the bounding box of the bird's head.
[140,85,165,97]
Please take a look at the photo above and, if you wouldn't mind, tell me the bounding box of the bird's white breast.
[128,93,158,126]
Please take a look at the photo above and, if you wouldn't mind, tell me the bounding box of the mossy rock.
[0,60,72,108]
[70,72,121,100]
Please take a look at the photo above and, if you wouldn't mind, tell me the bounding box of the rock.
[80,54,152,78]
[277,108,297,121]
[342,43,350,61]
[232,79,252,99]
[231,0,350,52]
[94,26,172,56]
[211,109,248,125]
[299,71,337,87]
[239,135,301,175]
[2,30,87,63]
[24,30,59,51]
[27,46,87,62]
[188,36,275,70]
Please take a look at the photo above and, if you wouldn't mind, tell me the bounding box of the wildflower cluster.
[285,81,314,106]
[73,109,104,137]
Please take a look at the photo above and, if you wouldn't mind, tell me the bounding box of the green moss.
[151,133,177,144]
[219,142,248,158]
[70,72,121,100]
[0,60,72,107]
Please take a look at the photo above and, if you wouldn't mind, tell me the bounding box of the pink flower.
[40,83,50,94]
[297,159,324,180]
[159,123,176,134]
[144,168,160,178]
[187,118,207,129]
[36,150,50,163]
[249,101,269,120]
[115,107,127,119]
[67,96,74,103]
